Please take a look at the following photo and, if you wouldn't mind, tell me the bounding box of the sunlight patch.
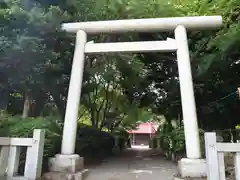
[130,170,153,174]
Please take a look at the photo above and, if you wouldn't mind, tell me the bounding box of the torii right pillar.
[175,25,206,178]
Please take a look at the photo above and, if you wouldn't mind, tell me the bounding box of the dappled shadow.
[85,147,177,180]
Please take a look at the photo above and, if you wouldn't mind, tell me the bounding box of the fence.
[213,129,240,143]
[0,129,45,179]
[205,132,240,180]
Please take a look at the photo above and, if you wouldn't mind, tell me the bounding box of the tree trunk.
[0,88,9,110]
[90,109,97,128]
[30,90,48,117]
[48,87,66,120]
[22,93,31,118]
[95,111,100,129]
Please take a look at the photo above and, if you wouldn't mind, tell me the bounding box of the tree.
[80,54,146,129]
[0,0,72,118]
[1,0,239,131]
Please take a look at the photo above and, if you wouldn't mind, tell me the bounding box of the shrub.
[0,111,10,136]
[0,115,63,172]
[112,128,129,153]
[149,136,157,148]
[155,124,205,160]
[75,124,115,158]
[0,114,116,172]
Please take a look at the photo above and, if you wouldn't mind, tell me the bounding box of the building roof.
[128,122,157,134]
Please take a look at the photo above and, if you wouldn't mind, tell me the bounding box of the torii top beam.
[61,16,223,34]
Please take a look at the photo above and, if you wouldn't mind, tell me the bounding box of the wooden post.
[24,129,45,179]
[204,132,219,180]
[6,146,21,176]
[235,152,240,180]
[0,146,10,176]
[218,152,226,180]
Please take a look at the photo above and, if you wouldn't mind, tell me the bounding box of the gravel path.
[85,147,177,180]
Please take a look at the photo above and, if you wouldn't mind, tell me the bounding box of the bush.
[0,115,63,172]
[112,128,129,153]
[155,125,205,160]
[0,114,115,172]
[75,124,115,158]
[0,111,11,136]
[0,115,62,157]
[149,136,157,148]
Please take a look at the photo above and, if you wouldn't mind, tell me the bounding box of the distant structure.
[128,122,158,146]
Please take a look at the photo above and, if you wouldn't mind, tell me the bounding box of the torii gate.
[48,16,222,179]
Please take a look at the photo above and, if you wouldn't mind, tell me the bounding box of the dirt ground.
[85,146,177,180]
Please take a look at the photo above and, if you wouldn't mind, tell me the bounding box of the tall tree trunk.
[31,90,48,117]
[48,87,66,120]
[22,92,31,118]
[0,87,9,110]
[90,108,97,128]
[95,111,101,129]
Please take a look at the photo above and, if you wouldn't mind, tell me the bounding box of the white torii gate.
[48,16,222,179]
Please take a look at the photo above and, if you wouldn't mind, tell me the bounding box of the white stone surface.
[204,132,219,180]
[175,25,201,159]
[0,129,45,179]
[85,40,177,53]
[204,132,240,180]
[49,154,84,173]
[61,30,87,155]
[0,146,10,175]
[62,16,222,34]
[6,146,21,176]
[42,169,89,180]
[24,129,45,179]
[0,176,38,180]
[178,158,207,178]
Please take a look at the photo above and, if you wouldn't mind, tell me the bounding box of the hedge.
[0,114,115,173]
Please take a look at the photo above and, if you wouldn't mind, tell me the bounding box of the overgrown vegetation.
[0,112,117,172]
[151,121,206,161]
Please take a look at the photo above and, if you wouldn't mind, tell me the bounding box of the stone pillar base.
[48,154,84,172]
[42,169,89,180]
[43,154,88,180]
[177,158,207,178]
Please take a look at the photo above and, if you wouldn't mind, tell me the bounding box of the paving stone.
[85,147,177,180]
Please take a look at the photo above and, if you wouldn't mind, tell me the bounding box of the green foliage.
[111,128,129,154]
[1,0,239,134]
[152,121,206,159]
[1,0,74,118]
[1,1,239,174]
[80,53,148,129]
[0,114,116,172]
[0,114,62,157]
[0,111,11,136]
[236,125,240,129]
[149,136,157,149]
[76,124,115,158]
[0,114,62,172]
[155,124,185,157]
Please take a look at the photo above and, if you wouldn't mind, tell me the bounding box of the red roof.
[128,122,156,134]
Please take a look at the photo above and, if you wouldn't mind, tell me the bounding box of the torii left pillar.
[43,30,88,180]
